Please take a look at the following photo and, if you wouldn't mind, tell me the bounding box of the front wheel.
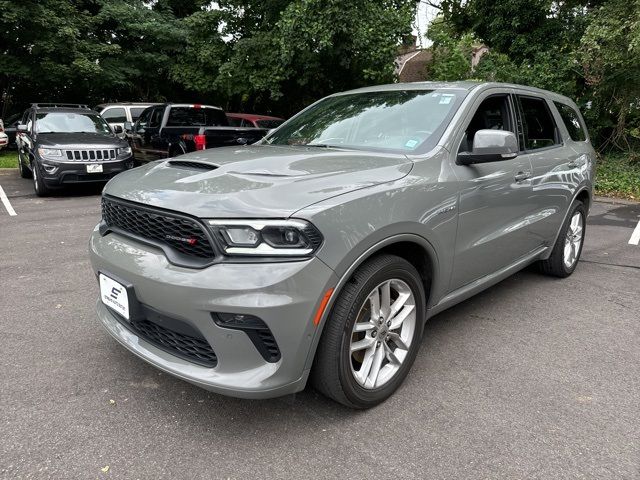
[539,200,586,277]
[312,254,426,408]
[32,161,52,197]
[18,151,31,178]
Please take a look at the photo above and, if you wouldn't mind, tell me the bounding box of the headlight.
[37,148,62,159]
[207,219,323,257]
[117,146,132,158]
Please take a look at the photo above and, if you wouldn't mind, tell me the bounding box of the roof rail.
[31,103,90,109]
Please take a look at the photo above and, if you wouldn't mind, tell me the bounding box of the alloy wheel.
[349,279,416,389]
[563,211,583,268]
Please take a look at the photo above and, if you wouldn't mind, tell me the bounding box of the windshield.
[266,89,464,153]
[36,112,112,134]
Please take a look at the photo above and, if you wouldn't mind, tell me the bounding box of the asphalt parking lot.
[1,168,639,479]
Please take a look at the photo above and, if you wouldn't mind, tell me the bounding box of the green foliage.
[426,16,473,81]
[0,151,18,169]
[595,154,640,200]
[0,0,417,117]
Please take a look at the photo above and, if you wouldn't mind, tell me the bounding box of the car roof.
[33,107,96,114]
[226,113,284,121]
[335,81,577,105]
[96,102,161,108]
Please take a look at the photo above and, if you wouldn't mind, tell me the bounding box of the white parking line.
[629,219,640,245]
[0,185,17,216]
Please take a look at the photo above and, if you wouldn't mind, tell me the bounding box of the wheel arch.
[303,234,439,372]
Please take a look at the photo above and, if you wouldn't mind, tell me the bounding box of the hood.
[37,132,126,148]
[104,145,413,218]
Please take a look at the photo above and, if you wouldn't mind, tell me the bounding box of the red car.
[226,113,285,129]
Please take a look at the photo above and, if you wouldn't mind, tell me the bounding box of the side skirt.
[426,246,548,319]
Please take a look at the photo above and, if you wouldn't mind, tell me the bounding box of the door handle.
[514,171,532,182]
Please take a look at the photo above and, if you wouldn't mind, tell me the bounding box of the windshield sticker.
[439,96,453,105]
[405,139,419,149]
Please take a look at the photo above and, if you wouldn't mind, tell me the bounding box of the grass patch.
[595,155,640,201]
[0,150,18,169]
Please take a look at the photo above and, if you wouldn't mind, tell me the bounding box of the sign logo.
[165,234,197,246]
[110,286,122,300]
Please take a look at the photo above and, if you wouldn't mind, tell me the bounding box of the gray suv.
[89,82,595,408]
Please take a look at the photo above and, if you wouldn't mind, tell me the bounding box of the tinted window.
[227,116,241,127]
[102,108,127,123]
[130,107,147,121]
[35,112,111,134]
[149,107,163,128]
[135,108,153,132]
[166,107,229,127]
[267,90,464,153]
[554,102,586,141]
[517,96,559,150]
[460,95,513,153]
[240,119,254,128]
[256,119,284,129]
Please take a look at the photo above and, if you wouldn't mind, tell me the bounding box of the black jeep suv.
[16,104,134,196]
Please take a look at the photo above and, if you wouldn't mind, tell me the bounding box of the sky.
[413,1,439,47]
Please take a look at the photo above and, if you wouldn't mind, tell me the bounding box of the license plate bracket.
[98,271,143,321]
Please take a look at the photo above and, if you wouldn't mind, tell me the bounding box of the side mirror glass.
[113,125,123,134]
[457,130,518,165]
[123,121,133,132]
[17,123,28,133]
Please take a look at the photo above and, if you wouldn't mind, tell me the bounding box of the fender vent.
[168,160,217,171]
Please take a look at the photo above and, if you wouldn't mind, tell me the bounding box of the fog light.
[213,312,265,329]
[42,164,58,174]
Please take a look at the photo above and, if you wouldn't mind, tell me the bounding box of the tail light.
[194,134,206,151]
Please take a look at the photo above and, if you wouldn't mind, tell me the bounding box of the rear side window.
[102,108,126,123]
[130,107,147,121]
[554,102,586,141]
[517,96,559,150]
[166,107,229,127]
[149,107,164,128]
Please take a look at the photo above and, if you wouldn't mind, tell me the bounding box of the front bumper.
[89,226,338,399]
[40,157,134,185]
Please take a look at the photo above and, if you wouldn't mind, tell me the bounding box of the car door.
[449,90,538,290]
[515,93,590,245]
[143,106,167,162]
[129,107,153,163]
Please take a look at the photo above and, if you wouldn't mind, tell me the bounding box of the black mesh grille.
[168,160,217,171]
[130,319,217,367]
[101,197,215,259]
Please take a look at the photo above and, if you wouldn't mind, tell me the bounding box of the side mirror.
[457,130,518,165]
[113,125,123,134]
[123,121,132,132]
[17,123,28,133]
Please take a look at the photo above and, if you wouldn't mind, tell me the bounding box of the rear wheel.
[312,254,426,408]
[32,161,52,197]
[539,200,586,277]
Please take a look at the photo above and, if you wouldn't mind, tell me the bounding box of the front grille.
[129,319,217,367]
[65,148,117,161]
[101,197,215,259]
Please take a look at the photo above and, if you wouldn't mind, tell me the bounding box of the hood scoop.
[168,160,218,171]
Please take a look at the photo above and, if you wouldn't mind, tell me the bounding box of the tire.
[32,160,52,197]
[18,151,31,178]
[312,254,426,409]
[539,200,586,278]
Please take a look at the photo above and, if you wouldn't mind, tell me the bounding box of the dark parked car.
[1,113,22,149]
[124,103,267,163]
[227,113,285,129]
[16,103,134,196]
